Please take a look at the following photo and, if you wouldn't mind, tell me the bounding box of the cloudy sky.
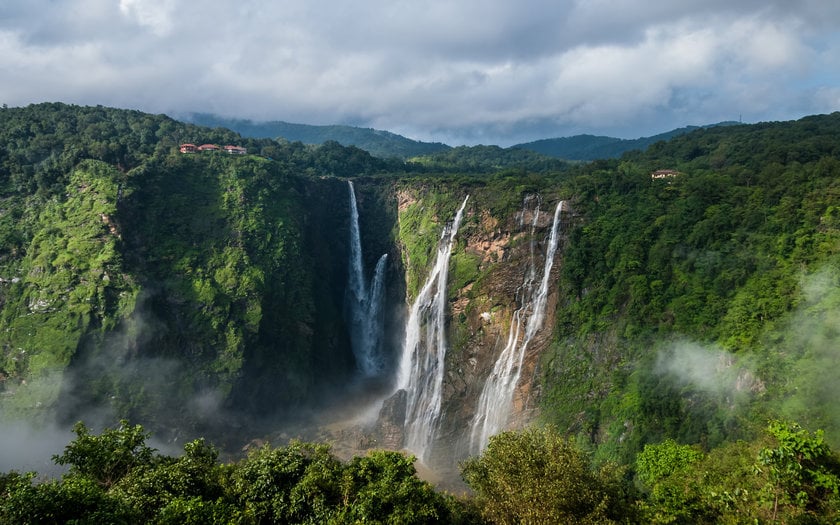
[2,0,840,145]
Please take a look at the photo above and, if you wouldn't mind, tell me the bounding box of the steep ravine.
[421,193,568,470]
[327,186,570,478]
[0,161,567,482]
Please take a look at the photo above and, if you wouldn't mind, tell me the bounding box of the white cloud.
[0,0,838,144]
[119,0,176,36]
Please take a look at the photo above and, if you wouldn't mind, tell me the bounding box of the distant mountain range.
[511,122,741,161]
[183,113,450,159]
[182,113,740,162]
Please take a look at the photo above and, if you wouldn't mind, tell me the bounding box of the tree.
[634,439,712,524]
[229,441,345,523]
[461,427,629,524]
[0,471,134,524]
[111,438,232,523]
[339,450,452,524]
[633,422,840,524]
[756,420,840,522]
[53,420,156,489]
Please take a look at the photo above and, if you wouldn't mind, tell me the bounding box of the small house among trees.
[224,145,247,155]
[651,169,680,179]
[180,143,247,154]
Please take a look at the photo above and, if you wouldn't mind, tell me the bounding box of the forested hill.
[0,102,404,436]
[184,113,451,159]
[513,121,738,160]
[542,111,840,458]
[2,103,840,522]
[407,144,572,172]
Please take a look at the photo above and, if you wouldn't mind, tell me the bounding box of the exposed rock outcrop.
[376,389,407,450]
[396,194,569,466]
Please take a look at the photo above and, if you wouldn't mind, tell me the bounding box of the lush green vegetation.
[0,160,135,419]
[186,113,451,160]
[408,145,570,173]
[3,421,838,523]
[0,420,479,524]
[542,113,840,466]
[0,103,401,434]
[461,426,632,524]
[3,103,840,522]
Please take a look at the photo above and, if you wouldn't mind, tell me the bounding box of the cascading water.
[469,199,564,454]
[396,196,470,462]
[346,180,388,377]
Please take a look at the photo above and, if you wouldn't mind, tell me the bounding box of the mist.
[0,301,225,475]
[656,340,761,406]
[0,418,72,476]
[776,265,840,446]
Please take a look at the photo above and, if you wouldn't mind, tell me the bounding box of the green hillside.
[513,122,739,160]
[2,103,840,522]
[184,113,451,159]
[541,114,840,462]
[0,103,400,434]
[408,144,571,172]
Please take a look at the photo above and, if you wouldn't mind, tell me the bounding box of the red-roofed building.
[179,143,198,153]
[198,144,220,152]
[224,145,247,155]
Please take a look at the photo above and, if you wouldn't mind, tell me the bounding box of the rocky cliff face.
[442,196,567,464]
[369,189,568,470]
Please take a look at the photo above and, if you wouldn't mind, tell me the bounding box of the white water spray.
[346,181,388,376]
[396,196,470,462]
[469,200,564,454]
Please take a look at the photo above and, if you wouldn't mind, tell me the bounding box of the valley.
[1,103,840,522]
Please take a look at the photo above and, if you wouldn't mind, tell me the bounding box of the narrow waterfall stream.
[396,196,470,463]
[346,180,388,377]
[469,200,564,454]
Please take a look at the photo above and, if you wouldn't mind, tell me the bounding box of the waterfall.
[469,200,564,454]
[346,180,388,377]
[364,253,388,371]
[396,196,470,462]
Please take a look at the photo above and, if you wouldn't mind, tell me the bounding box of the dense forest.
[0,104,402,431]
[511,122,739,160]
[184,113,451,160]
[2,103,840,522]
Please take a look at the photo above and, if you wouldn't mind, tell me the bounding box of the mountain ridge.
[182,113,451,160]
[512,121,741,160]
[182,112,741,162]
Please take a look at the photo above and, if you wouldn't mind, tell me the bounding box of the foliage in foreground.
[3,421,839,524]
[0,420,477,524]
[461,426,631,524]
[634,421,840,524]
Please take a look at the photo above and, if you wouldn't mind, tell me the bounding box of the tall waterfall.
[346,181,388,377]
[469,200,564,454]
[396,196,470,462]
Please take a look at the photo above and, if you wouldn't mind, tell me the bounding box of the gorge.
[345,180,388,378]
[469,199,564,455]
[1,104,840,492]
